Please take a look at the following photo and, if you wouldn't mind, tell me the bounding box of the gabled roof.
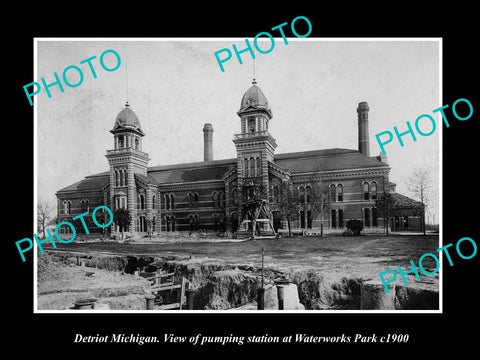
[55,148,390,194]
[390,192,423,207]
[134,172,157,185]
[274,148,388,173]
[147,159,236,184]
[56,171,110,194]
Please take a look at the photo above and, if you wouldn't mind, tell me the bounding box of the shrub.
[346,219,364,236]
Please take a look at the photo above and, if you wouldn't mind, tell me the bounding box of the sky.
[35,38,440,222]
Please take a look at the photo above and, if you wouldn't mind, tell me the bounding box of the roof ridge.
[148,158,237,172]
[275,148,358,159]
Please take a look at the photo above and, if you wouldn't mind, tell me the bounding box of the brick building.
[56,80,423,236]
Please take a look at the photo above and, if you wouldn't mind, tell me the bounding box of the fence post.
[257,288,265,310]
[276,285,285,310]
[145,294,156,310]
[185,289,194,310]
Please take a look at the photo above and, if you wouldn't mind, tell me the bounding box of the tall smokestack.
[203,123,214,161]
[357,101,370,156]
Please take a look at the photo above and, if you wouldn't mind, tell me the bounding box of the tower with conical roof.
[105,102,150,234]
[233,79,277,195]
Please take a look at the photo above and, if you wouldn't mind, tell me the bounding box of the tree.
[276,180,296,236]
[37,198,55,239]
[405,167,436,235]
[376,192,395,236]
[113,208,132,240]
[307,170,331,236]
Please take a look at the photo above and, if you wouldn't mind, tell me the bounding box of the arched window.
[139,194,145,210]
[152,195,156,210]
[244,158,249,177]
[138,216,147,232]
[219,192,224,208]
[337,184,343,202]
[188,215,194,231]
[248,117,256,133]
[250,157,255,177]
[188,193,194,208]
[273,185,279,204]
[124,170,128,186]
[363,182,370,200]
[364,208,371,227]
[165,216,170,232]
[212,192,218,208]
[170,194,175,210]
[299,186,305,204]
[330,184,336,202]
[135,138,139,150]
[232,188,238,206]
[64,201,71,215]
[83,200,89,212]
[256,157,261,177]
[338,209,344,228]
[194,193,199,208]
[306,186,311,204]
[371,182,377,200]
[307,210,312,229]
[118,135,124,148]
[165,194,170,210]
[115,171,119,187]
[372,207,378,227]
[331,209,337,228]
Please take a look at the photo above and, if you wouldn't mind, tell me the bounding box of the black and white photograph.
[34,39,440,313]
[7,6,479,356]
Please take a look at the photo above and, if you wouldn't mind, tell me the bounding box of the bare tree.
[276,180,296,236]
[405,167,436,235]
[376,192,395,236]
[308,169,331,236]
[37,198,55,239]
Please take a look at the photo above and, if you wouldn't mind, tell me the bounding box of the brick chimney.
[203,123,214,161]
[357,102,370,156]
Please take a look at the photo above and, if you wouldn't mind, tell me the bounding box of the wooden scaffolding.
[238,199,276,239]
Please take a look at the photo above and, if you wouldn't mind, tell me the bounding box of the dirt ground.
[44,233,440,289]
[37,254,151,310]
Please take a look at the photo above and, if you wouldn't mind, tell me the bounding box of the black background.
[6,4,478,356]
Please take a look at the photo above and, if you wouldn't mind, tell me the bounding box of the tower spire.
[252,58,257,84]
[125,63,129,107]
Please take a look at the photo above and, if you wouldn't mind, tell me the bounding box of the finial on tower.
[252,58,257,84]
[125,63,129,106]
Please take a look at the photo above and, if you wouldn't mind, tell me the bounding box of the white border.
[33,37,443,314]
